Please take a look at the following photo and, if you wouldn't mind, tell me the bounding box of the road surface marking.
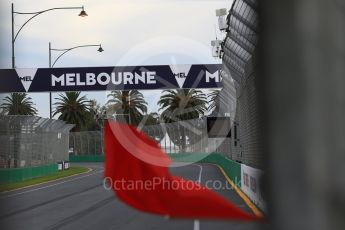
[0,170,103,199]
[193,164,202,230]
[216,165,264,217]
[194,220,200,230]
[0,167,93,194]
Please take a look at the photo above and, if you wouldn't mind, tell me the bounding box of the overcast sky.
[0,0,230,118]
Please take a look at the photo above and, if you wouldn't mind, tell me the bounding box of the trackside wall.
[0,164,58,184]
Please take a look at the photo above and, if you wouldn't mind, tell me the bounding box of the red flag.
[104,121,261,220]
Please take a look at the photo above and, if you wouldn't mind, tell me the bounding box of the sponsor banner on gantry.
[0,64,222,93]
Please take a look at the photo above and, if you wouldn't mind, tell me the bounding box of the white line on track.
[194,220,200,230]
[0,170,104,199]
[0,168,93,194]
[194,164,202,230]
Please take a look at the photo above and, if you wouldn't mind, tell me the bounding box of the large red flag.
[104,121,261,220]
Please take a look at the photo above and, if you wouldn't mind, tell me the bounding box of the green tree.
[208,89,220,114]
[142,112,160,125]
[158,89,207,151]
[107,90,147,125]
[83,99,105,131]
[53,92,91,132]
[141,112,165,141]
[0,93,37,115]
[158,89,207,122]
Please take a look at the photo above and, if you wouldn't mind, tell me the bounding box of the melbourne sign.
[0,64,222,93]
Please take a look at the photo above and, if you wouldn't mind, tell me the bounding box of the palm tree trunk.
[178,123,187,152]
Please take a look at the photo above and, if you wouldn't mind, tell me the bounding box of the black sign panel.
[0,64,222,93]
[207,117,231,138]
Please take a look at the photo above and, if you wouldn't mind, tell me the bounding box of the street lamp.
[48,43,104,118]
[113,113,131,125]
[49,43,104,67]
[11,3,88,68]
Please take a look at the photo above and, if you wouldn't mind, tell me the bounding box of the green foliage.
[1,93,37,115]
[142,112,160,125]
[81,99,106,131]
[208,89,220,114]
[0,167,88,192]
[158,89,207,151]
[53,92,91,132]
[141,112,165,141]
[158,89,207,122]
[107,90,148,126]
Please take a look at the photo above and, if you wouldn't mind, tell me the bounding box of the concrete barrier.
[241,164,266,212]
[0,164,58,183]
[69,155,104,162]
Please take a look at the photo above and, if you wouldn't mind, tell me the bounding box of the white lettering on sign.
[51,71,157,87]
[76,73,85,86]
[66,73,75,86]
[147,72,156,84]
[52,74,65,86]
[86,73,96,85]
[206,71,220,83]
[135,72,145,84]
[16,68,38,92]
[123,72,134,84]
[112,72,122,84]
[97,73,111,85]
[169,65,192,88]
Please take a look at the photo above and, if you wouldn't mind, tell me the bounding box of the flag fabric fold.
[104,121,261,221]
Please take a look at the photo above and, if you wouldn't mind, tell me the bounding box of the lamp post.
[48,43,104,118]
[49,43,103,68]
[113,113,131,124]
[11,3,88,69]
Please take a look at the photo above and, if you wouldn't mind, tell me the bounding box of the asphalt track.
[0,163,265,230]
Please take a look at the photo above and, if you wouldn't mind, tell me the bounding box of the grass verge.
[0,167,89,192]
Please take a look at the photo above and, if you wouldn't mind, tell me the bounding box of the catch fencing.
[69,118,232,157]
[0,115,74,168]
[69,131,104,156]
[219,0,262,168]
[141,118,209,154]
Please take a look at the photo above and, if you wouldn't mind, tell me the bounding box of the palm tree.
[142,112,160,125]
[53,92,91,132]
[141,112,165,142]
[158,89,207,122]
[0,93,37,115]
[83,100,105,131]
[106,90,147,125]
[208,89,220,115]
[158,89,207,151]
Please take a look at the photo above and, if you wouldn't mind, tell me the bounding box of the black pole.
[49,42,52,119]
[11,3,15,68]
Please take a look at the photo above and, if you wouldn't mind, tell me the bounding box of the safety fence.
[0,116,74,168]
[141,118,209,154]
[69,131,103,156]
[219,0,263,169]
[69,118,231,157]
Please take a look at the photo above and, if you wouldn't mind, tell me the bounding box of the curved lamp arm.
[13,6,86,43]
[50,44,103,67]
